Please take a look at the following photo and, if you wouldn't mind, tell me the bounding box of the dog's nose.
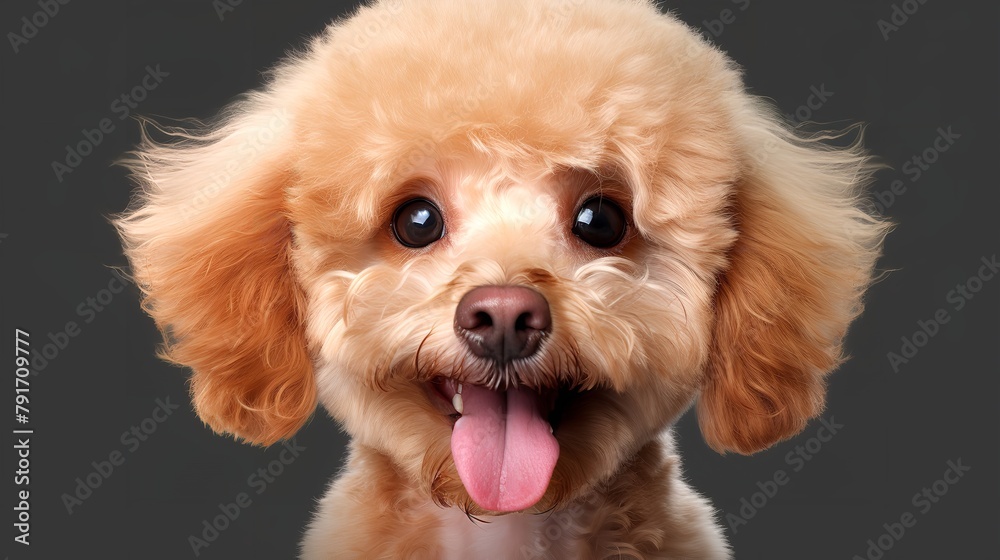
[455,286,552,364]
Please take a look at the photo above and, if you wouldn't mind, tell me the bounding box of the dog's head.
[117,0,885,515]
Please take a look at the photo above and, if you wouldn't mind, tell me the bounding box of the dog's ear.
[697,102,887,454]
[116,103,315,445]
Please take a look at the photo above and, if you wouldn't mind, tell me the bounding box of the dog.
[116,0,886,557]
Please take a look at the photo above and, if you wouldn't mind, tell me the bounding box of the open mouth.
[427,376,570,513]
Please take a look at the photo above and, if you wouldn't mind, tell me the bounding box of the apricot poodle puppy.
[117,0,886,557]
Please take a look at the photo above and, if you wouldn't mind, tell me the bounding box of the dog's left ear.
[116,103,316,446]
[697,102,887,454]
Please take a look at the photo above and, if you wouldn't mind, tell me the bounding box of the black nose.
[454,286,552,364]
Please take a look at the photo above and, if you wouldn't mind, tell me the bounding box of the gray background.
[1,0,997,558]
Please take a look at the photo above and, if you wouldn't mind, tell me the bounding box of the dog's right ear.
[115,102,316,446]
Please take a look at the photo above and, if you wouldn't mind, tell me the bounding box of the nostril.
[515,312,529,331]
[474,311,493,329]
[516,306,551,332]
[515,311,539,332]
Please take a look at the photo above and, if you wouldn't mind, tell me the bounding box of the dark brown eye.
[392,199,445,248]
[572,197,626,248]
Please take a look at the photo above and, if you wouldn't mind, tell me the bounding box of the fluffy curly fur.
[116,0,886,557]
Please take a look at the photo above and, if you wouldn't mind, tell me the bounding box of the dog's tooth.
[452,392,464,415]
[456,382,463,395]
[549,425,554,434]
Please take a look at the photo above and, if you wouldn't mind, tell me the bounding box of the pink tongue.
[451,385,559,512]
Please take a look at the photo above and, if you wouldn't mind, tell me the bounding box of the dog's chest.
[432,505,581,560]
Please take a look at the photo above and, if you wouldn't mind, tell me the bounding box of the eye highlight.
[392,198,445,248]
[572,196,626,248]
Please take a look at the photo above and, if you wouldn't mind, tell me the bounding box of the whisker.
[414,327,436,377]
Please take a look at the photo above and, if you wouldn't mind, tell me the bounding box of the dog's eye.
[392,199,445,248]
[572,197,626,248]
